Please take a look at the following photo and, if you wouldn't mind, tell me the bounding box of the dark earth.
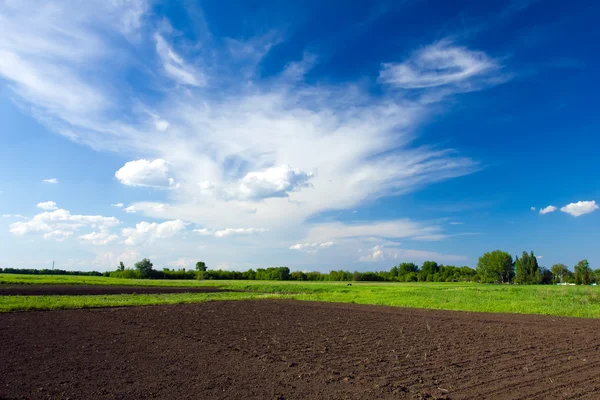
[0,285,231,296]
[2,299,600,399]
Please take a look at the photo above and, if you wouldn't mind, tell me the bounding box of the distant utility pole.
[52,260,55,270]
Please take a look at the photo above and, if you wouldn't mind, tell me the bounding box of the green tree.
[419,261,439,282]
[195,261,207,280]
[477,250,514,283]
[398,262,418,275]
[514,251,541,284]
[134,258,153,279]
[574,259,593,285]
[551,263,568,283]
[118,261,125,271]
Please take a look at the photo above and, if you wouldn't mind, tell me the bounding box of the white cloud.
[227,164,314,201]
[125,203,167,214]
[154,33,204,87]
[560,201,599,217]
[80,231,119,245]
[449,221,464,225]
[193,227,269,237]
[115,159,176,188]
[10,208,120,238]
[43,178,58,184]
[92,249,139,270]
[1,214,26,219]
[122,219,186,245]
[530,207,536,211]
[289,241,334,252]
[155,119,169,131]
[304,220,442,242]
[412,234,448,241]
[0,3,510,270]
[539,205,557,215]
[536,255,543,260]
[168,257,196,268]
[111,203,124,208]
[379,39,500,89]
[359,245,386,262]
[43,230,74,242]
[37,201,58,210]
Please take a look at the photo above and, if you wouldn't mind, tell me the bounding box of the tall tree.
[477,250,514,283]
[515,251,541,284]
[420,261,439,282]
[134,258,153,279]
[398,263,418,274]
[574,260,593,285]
[195,261,207,280]
[551,263,568,283]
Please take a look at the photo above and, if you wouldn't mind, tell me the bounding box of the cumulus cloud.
[37,201,58,210]
[359,245,386,262]
[122,219,186,245]
[42,178,58,184]
[379,39,500,89]
[539,205,557,215]
[111,203,124,208]
[227,165,314,201]
[560,201,598,217]
[10,208,120,239]
[115,159,176,188]
[80,231,119,245]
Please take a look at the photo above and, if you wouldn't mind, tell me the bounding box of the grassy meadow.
[1,274,600,317]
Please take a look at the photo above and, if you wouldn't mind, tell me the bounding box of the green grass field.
[1,274,600,318]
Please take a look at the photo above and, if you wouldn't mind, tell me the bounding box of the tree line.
[0,268,103,276]
[104,250,597,285]
[476,250,596,284]
[1,250,596,285]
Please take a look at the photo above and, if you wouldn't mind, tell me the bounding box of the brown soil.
[0,284,230,296]
[2,300,600,399]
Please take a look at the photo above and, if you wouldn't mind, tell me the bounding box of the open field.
[2,300,600,399]
[2,274,600,317]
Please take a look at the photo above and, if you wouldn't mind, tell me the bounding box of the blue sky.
[0,0,598,272]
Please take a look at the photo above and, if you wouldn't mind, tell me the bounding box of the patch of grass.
[2,274,600,318]
[0,291,288,312]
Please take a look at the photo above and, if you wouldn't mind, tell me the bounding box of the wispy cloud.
[154,33,205,87]
[379,39,502,91]
[289,241,334,253]
[42,178,58,184]
[0,2,511,269]
[193,227,269,237]
[539,205,557,215]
